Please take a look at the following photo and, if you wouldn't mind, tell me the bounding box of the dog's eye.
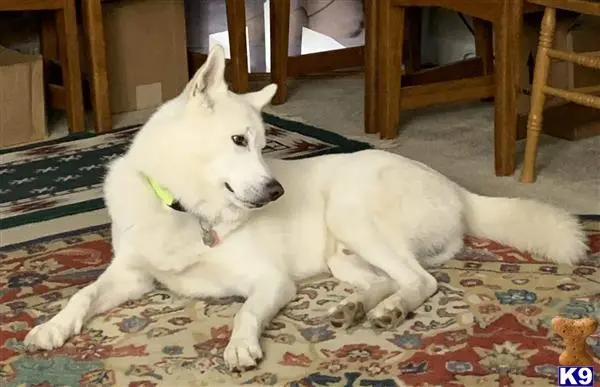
[231,135,248,147]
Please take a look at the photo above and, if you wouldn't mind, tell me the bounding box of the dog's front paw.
[24,315,83,350]
[223,336,263,371]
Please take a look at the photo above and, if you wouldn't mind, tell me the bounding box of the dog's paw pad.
[368,306,406,330]
[328,300,366,329]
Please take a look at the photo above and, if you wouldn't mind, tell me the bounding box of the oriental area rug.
[1,114,599,386]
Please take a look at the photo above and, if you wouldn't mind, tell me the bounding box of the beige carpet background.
[264,75,599,215]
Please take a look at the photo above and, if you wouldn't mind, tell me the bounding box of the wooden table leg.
[83,0,112,133]
[226,0,249,93]
[493,0,522,176]
[270,0,291,105]
[40,14,58,61]
[474,18,494,76]
[364,0,379,134]
[56,0,85,133]
[378,0,405,140]
[405,7,421,73]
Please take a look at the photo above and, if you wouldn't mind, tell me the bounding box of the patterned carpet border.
[0,113,371,231]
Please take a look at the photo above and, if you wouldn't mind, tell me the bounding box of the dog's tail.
[459,189,588,265]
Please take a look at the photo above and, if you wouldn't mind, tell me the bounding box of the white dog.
[24,45,588,371]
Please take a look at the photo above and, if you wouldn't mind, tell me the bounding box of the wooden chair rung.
[543,85,600,109]
[520,1,600,184]
[547,48,600,69]
[569,84,600,95]
[400,75,495,109]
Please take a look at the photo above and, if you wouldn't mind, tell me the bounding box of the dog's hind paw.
[367,297,407,330]
[368,308,405,330]
[328,299,366,329]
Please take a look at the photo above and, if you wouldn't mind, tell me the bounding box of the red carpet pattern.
[1,218,598,386]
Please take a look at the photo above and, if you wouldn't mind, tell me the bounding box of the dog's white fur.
[24,45,588,371]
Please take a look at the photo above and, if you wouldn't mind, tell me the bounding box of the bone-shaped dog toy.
[551,316,598,366]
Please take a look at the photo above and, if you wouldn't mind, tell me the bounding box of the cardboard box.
[0,46,46,148]
[92,0,189,114]
[518,14,600,115]
[558,15,600,90]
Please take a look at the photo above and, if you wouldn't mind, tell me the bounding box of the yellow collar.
[145,175,185,212]
[144,174,220,247]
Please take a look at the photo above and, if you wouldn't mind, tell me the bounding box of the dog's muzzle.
[265,179,284,202]
[248,179,284,208]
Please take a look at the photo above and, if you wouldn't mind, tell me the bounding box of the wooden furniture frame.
[269,0,364,105]
[81,0,110,133]
[186,0,251,94]
[366,0,541,176]
[82,0,249,133]
[520,0,600,183]
[1,0,85,133]
[223,0,250,93]
[269,1,425,105]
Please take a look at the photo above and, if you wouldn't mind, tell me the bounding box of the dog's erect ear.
[244,83,277,110]
[186,45,227,100]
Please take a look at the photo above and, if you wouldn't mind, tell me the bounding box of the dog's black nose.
[265,179,284,201]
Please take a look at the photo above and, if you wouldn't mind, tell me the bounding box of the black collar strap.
[168,200,186,212]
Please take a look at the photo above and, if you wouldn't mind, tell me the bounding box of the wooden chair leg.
[364,0,379,134]
[378,0,405,140]
[492,0,522,176]
[246,0,266,73]
[474,18,494,76]
[520,7,556,183]
[55,0,85,133]
[83,0,112,132]
[404,7,421,73]
[270,0,291,105]
[40,14,58,62]
[226,0,249,93]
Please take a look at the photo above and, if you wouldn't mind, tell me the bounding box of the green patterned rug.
[0,113,370,233]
